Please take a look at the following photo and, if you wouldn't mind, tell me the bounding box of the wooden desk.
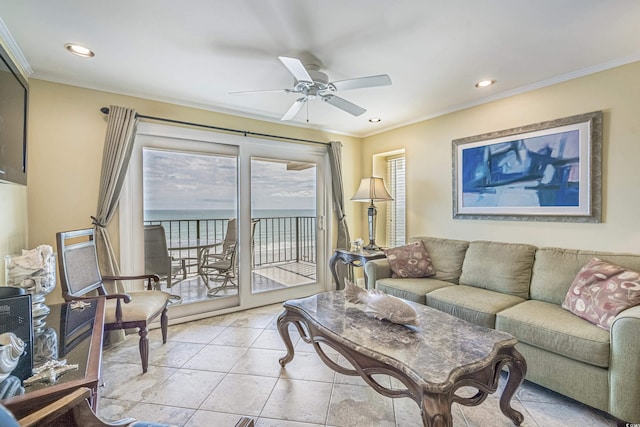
[1,297,105,419]
[329,248,386,290]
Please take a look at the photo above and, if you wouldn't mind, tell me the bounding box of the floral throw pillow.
[383,241,435,278]
[562,258,640,330]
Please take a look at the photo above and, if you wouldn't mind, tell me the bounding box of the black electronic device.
[0,42,29,185]
[0,287,33,381]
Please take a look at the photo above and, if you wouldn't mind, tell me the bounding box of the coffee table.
[277,292,527,427]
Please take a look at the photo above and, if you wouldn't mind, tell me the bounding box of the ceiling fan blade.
[322,95,366,116]
[331,74,392,91]
[229,88,291,95]
[281,98,306,121]
[278,56,313,84]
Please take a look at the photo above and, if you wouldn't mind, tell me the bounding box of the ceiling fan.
[230,56,392,121]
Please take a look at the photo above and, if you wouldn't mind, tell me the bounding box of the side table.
[1,297,105,419]
[329,248,386,290]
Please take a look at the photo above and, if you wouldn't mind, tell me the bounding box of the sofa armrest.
[364,258,391,289]
[609,305,640,423]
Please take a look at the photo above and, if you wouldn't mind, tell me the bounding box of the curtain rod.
[99,107,329,146]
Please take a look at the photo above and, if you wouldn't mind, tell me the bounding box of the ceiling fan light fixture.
[475,79,496,88]
[64,43,95,58]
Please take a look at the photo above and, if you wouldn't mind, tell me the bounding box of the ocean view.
[144,208,316,221]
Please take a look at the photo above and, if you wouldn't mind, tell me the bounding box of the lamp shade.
[351,177,393,202]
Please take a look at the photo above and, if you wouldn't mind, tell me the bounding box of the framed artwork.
[452,111,602,222]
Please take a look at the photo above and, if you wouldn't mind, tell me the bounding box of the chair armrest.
[609,305,640,423]
[103,274,160,291]
[102,293,133,326]
[18,387,140,427]
[104,293,132,304]
[363,258,392,289]
[18,387,91,426]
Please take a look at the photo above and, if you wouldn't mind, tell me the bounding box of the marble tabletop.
[284,291,518,392]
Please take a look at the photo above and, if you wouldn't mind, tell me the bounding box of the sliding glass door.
[250,158,317,294]
[123,122,328,319]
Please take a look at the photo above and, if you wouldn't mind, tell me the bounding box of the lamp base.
[363,242,382,252]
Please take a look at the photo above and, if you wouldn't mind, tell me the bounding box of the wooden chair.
[0,387,255,427]
[56,228,170,373]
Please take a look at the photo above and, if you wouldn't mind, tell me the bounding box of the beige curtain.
[93,105,138,283]
[328,141,352,288]
[328,141,351,249]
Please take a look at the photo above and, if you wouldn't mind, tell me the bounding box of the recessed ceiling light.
[64,43,95,58]
[475,79,496,88]
[369,118,381,123]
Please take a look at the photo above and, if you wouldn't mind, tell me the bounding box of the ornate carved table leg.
[277,310,295,367]
[499,347,527,426]
[329,250,343,290]
[421,392,453,427]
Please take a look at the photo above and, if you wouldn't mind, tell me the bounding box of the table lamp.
[351,177,393,251]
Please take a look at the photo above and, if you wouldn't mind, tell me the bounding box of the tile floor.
[98,304,618,427]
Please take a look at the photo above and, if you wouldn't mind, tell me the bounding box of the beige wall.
[0,183,28,285]
[25,80,361,303]
[361,61,640,253]
[9,60,640,297]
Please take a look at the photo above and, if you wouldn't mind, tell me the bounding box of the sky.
[143,149,316,212]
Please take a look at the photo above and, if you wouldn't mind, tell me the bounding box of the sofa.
[364,236,640,424]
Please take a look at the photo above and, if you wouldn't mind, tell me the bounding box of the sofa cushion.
[375,278,453,304]
[426,285,525,328]
[383,240,435,278]
[459,240,536,299]
[496,300,610,368]
[561,258,640,330]
[530,247,640,305]
[409,236,469,283]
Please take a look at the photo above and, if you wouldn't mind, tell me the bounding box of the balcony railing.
[144,216,316,273]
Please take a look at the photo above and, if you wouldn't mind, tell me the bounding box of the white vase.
[4,251,57,328]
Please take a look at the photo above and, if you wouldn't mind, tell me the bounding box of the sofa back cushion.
[460,240,537,299]
[408,236,469,283]
[531,247,640,305]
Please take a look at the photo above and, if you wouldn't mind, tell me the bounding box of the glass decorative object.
[4,245,57,328]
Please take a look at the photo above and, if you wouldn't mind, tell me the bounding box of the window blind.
[386,155,406,247]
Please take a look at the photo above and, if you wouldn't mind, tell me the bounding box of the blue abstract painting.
[461,130,580,208]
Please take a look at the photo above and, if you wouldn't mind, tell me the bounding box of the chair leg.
[206,272,237,296]
[161,308,168,344]
[138,327,149,374]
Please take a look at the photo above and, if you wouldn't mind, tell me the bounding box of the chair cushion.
[497,300,610,368]
[561,258,640,330]
[426,285,525,328]
[375,278,453,304]
[383,240,435,278]
[105,291,169,324]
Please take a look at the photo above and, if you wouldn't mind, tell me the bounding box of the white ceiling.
[1,1,640,137]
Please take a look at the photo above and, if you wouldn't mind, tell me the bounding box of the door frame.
[120,122,331,321]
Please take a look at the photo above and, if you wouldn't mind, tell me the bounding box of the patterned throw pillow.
[562,258,640,330]
[383,241,435,278]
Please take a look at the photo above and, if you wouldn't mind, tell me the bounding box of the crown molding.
[0,16,33,78]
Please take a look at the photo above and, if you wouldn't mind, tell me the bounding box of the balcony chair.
[201,219,258,296]
[0,386,254,426]
[56,228,170,373]
[143,224,186,289]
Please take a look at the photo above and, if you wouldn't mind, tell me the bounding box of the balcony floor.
[160,261,317,304]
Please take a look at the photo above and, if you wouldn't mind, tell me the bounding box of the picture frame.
[452,111,602,222]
